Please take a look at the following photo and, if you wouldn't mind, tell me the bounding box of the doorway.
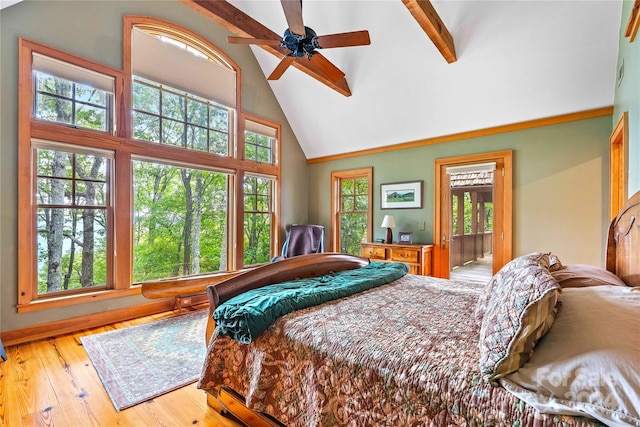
[448,164,494,283]
[433,150,512,280]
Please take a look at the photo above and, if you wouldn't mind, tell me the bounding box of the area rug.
[80,309,208,411]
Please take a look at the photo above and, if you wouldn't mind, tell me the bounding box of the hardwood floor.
[449,255,493,284]
[0,307,242,427]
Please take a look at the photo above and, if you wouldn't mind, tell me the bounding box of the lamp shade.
[380,215,396,228]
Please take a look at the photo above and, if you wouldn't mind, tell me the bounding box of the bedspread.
[214,262,408,343]
[198,274,603,427]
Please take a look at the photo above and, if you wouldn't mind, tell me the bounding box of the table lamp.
[381,215,396,244]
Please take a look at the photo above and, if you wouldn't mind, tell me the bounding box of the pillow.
[478,253,561,382]
[474,252,559,325]
[551,264,627,288]
[500,286,640,426]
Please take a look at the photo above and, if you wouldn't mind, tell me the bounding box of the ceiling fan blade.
[228,36,282,47]
[281,0,305,36]
[267,56,296,80]
[315,30,371,49]
[308,54,345,83]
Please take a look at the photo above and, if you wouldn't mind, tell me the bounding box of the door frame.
[609,112,628,221]
[433,150,513,278]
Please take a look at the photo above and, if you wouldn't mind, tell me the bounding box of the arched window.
[17,17,280,311]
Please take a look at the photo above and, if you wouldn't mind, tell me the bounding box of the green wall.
[614,0,640,196]
[309,116,612,267]
[0,1,308,331]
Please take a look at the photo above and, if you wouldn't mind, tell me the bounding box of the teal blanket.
[214,261,409,343]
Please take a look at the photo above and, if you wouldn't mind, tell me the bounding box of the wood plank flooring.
[449,255,493,284]
[0,307,242,427]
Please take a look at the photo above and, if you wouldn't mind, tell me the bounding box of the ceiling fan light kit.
[227,0,370,82]
[281,27,318,59]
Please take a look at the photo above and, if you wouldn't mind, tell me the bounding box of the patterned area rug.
[81,309,208,411]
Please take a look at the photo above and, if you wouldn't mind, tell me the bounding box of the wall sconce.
[380,215,396,244]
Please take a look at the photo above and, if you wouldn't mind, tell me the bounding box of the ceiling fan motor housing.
[281,27,320,58]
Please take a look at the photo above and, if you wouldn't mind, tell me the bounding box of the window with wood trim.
[330,168,373,255]
[243,174,276,266]
[33,60,112,132]
[34,143,112,296]
[244,119,277,164]
[17,17,281,311]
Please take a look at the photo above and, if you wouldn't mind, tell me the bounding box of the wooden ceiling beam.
[402,0,456,63]
[180,0,352,96]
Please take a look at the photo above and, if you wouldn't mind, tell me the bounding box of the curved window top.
[134,24,234,70]
[129,18,237,108]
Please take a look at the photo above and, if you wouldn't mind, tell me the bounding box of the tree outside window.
[132,160,229,282]
[35,147,110,295]
[243,175,274,266]
[331,168,372,255]
[18,21,281,309]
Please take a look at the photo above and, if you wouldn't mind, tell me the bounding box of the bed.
[196,191,640,427]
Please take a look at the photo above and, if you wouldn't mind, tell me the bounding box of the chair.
[272,224,324,262]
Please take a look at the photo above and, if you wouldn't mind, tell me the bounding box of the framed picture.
[380,180,423,209]
[398,232,413,244]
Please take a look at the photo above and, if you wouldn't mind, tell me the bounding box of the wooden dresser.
[360,242,434,276]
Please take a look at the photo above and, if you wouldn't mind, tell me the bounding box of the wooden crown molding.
[307,106,614,164]
[402,0,456,63]
[180,0,352,96]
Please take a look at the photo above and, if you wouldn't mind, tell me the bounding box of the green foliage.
[35,72,277,293]
[36,147,108,295]
[34,72,108,131]
[452,193,493,235]
[244,131,274,164]
[132,160,229,281]
[132,78,230,155]
[463,192,472,234]
[484,202,494,232]
[243,176,273,265]
[339,177,369,255]
[340,213,367,255]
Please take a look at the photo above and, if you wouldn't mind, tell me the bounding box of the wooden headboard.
[606,190,640,286]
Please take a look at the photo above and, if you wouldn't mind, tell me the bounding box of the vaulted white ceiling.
[227,0,623,160]
[1,1,623,160]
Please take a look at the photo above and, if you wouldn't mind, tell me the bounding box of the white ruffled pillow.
[500,286,640,426]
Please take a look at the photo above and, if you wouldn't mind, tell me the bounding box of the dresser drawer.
[360,243,433,276]
[390,248,420,263]
[361,245,386,260]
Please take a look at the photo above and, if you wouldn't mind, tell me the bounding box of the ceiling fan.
[227,0,371,82]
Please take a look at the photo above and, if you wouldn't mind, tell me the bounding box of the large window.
[330,168,373,255]
[243,174,275,266]
[18,18,280,311]
[132,160,229,281]
[132,77,231,155]
[35,144,111,296]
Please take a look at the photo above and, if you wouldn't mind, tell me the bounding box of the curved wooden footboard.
[606,190,640,286]
[204,253,369,342]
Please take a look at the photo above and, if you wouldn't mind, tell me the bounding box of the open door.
[433,150,512,278]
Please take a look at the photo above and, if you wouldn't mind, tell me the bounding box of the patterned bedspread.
[198,274,603,426]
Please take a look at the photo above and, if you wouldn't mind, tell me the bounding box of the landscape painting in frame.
[381,181,423,209]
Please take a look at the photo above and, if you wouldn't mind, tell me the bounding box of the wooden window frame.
[17,17,282,312]
[18,38,127,311]
[626,0,640,42]
[330,167,373,253]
